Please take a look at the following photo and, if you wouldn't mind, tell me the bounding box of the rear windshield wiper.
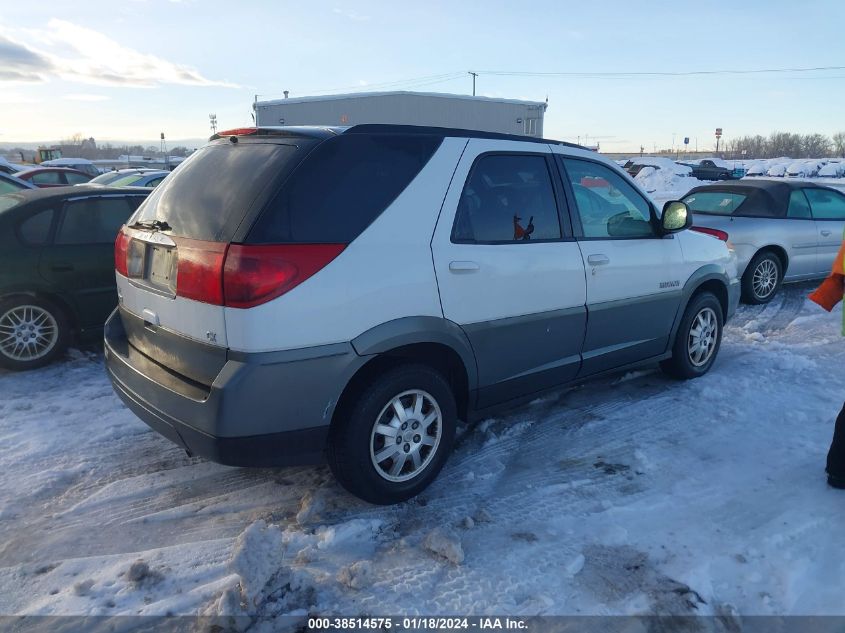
[129,219,172,231]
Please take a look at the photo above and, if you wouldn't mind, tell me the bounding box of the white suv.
[105,125,739,504]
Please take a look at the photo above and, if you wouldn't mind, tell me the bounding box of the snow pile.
[819,161,845,178]
[635,166,706,207]
[422,527,465,564]
[228,520,285,605]
[629,156,692,176]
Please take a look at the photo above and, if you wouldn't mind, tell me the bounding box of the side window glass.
[31,171,62,185]
[561,158,655,239]
[804,188,845,220]
[452,154,561,243]
[57,197,134,245]
[65,172,90,185]
[787,190,812,219]
[18,209,54,245]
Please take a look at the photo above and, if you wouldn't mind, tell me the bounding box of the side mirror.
[661,201,692,234]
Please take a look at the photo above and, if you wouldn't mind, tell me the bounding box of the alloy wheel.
[752,259,778,300]
[687,307,718,367]
[369,389,442,483]
[0,305,59,362]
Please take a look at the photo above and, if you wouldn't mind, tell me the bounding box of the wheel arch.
[336,317,478,425]
[668,267,730,349]
[751,245,789,276]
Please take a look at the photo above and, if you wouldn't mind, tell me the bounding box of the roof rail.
[343,124,585,149]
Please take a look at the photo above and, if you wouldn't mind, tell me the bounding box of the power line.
[474,65,845,78]
[255,64,845,102]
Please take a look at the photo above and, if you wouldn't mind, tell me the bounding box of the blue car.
[0,172,37,194]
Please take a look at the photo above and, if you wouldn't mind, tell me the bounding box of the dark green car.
[0,186,150,370]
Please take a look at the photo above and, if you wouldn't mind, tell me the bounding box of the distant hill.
[0,138,209,151]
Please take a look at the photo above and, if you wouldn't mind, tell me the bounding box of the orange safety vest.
[809,238,845,335]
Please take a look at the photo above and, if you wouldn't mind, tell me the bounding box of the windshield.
[90,172,130,185]
[683,191,747,215]
[110,174,144,187]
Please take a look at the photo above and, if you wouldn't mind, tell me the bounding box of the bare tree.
[833,132,845,158]
[801,133,832,158]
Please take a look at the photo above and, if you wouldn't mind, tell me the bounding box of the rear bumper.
[104,308,366,467]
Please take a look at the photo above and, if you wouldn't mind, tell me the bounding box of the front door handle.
[449,260,480,273]
[587,254,610,266]
[821,229,832,237]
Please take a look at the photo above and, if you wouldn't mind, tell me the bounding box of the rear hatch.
[114,131,324,383]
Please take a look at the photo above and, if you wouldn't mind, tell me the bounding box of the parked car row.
[745,157,845,179]
[1,163,172,190]
[621,155,845,182]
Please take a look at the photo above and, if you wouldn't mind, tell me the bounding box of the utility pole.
[468,71,478,96]
[160,132,169,170]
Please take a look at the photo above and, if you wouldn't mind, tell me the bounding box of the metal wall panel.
[255,93,545,136]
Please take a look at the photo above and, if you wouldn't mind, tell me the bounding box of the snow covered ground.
[1,283,843,624]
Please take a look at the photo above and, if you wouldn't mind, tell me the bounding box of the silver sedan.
[683,179,845,303]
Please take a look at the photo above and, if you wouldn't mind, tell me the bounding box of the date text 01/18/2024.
[307,617,529,630]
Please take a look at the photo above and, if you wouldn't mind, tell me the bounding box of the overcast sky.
[1,0,844,152]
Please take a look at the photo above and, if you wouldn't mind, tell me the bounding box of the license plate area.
[147,245,176,291]
[125,230,178,297]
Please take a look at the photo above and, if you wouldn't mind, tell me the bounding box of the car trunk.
[113,135,321,381]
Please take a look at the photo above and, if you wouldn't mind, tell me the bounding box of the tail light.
[165,241,345,308]
[173,237,228,305]
[691,226,729,241]
[115,228,131,276]
[216,127,258,137]
[223,244,345,308]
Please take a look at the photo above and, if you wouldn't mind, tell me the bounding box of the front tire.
[660,292,723,380]
[741,251,782,304]
[0,296,69,371]
[327,364,457,505]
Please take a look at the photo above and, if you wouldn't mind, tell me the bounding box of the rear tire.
[0,296,69,371]
[327,364,457,505]
[741,251,783,304]
[660,292,723,380]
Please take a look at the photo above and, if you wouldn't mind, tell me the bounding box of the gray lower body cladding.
[104,308,367,466]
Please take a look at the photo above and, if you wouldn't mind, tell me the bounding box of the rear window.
[248,133,442,244]
[683,191,747,215]
[129,140,316,242]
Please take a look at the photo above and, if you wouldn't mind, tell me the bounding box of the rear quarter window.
[683,191,747,215]
[18,209,54,245]
[57,197,135,244]
[248,133,442,244]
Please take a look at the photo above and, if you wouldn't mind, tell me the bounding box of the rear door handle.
[449,260,480,273]
[821,230,832,237]
[587,254,610,266]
